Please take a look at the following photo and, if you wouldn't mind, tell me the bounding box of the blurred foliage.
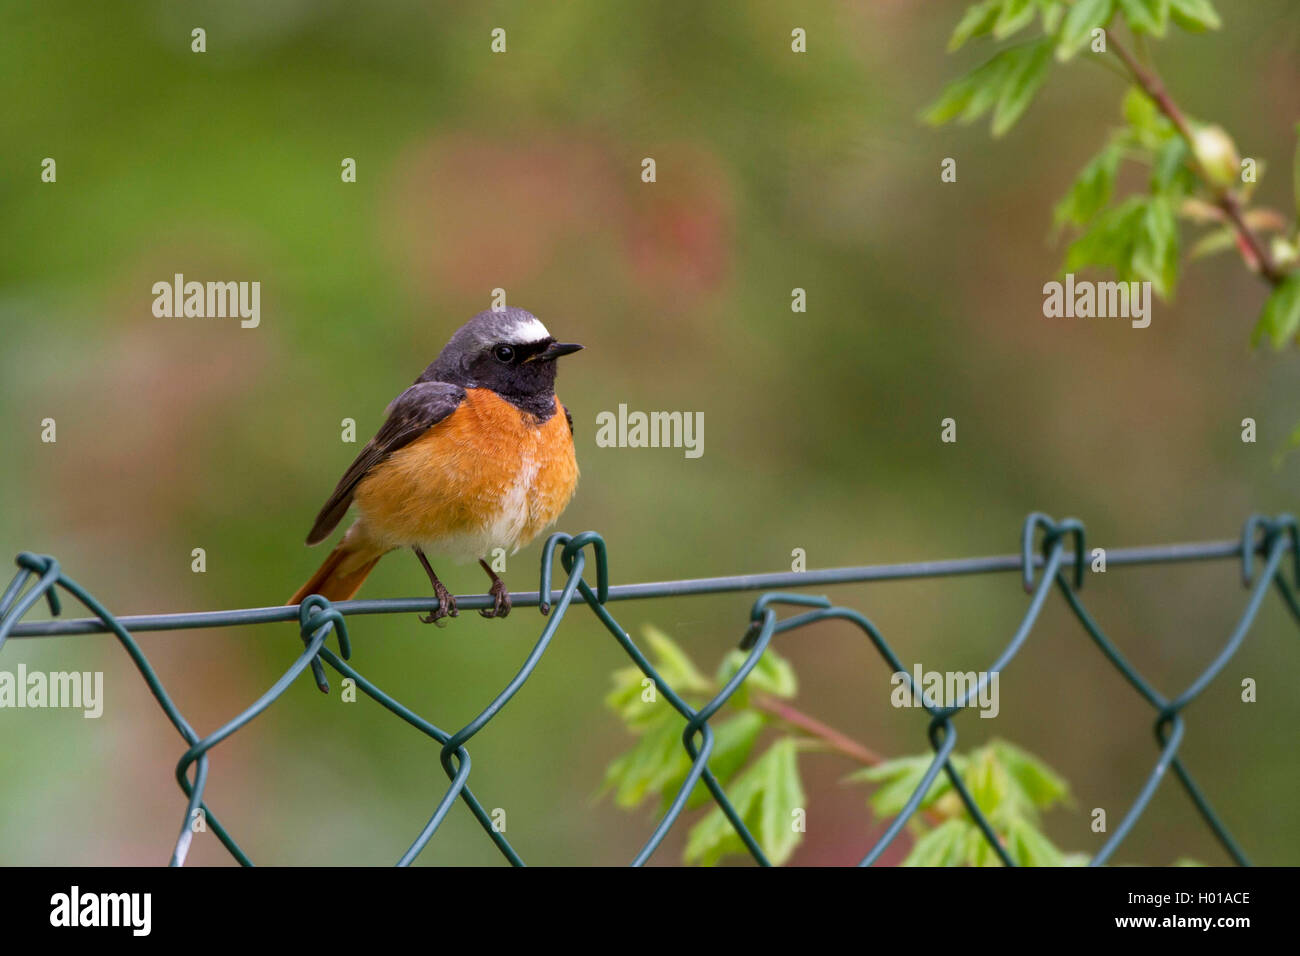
[849,739,1079,866]
[602,628,1209,865]
[926,0,1300,349]
[603,627,1085,866]
[602,626,805,865]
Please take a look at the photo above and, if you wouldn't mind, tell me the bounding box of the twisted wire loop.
[1,513,1297,866]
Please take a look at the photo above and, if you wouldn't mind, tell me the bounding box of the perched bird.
[289,308,582,621]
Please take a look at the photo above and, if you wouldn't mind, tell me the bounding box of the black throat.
[418,338,560,422]
[495,388,558,421]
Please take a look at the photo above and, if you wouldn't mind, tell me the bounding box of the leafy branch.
[923,0,1300,348]
[850,738,1086,866]
[1104,31,1287,287]
[600,626,1084,865]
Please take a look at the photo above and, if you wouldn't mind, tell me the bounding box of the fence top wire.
[3,534,1252,639]
[1,512,1297,868]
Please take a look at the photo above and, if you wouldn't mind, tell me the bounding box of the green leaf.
[685,738,806,866]
[1169,0,1221,31]
[921,50,1016,127]
[1122,86,1165,141]
[604,666,666,728]
[965,746,1014,816]
[1064,195,1147,273]
[992,39,1054,136]
[1053,140,1123,229]
[1037,0,1065,34]
[848,753,967,816]
[863,742,1077,866]
[682,711,766,810]
[1150,136,1191,194]
[923,40,1055,132]
[642,625,712,694]
[1120,84,1181,152]
[1065,194,1179,297]
[1004,815,1066,866]
[902,819,972,866]
[948,0,1002,52]
[962,740,1073,821]
[1252,273,1300,349]
[1117,0,1170,36]
[989,739,1070,811]
[682,803,742,867]
[1056,0,1114,60]
[1188,226,1237,260]
[1131,195,1180,297]
[967,823,1005,866]
[994,0,1039,40]
[716,646,797,700]
[600,709,691,809]
[757,738,806,861]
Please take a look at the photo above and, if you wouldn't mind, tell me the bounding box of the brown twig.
[751,692,886,766]
[1106,30,1286,286]
[750,691,949,828]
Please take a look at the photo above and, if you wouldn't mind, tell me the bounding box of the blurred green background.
[2,0,1298,866]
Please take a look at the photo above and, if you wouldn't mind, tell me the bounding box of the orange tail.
[289,534,385,605]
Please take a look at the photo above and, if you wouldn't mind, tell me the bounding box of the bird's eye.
[493,345,515,364]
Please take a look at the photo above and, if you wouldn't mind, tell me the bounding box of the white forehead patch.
[508,314,551,344]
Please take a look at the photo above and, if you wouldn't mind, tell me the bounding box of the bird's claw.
[419,584,458,625]
[479,579,511,619]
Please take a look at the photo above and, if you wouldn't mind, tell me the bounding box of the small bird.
[289,308,582,622]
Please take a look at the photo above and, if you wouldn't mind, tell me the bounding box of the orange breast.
[353,389,578,559]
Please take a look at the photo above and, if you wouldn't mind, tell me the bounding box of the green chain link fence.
[1,511,1297,867]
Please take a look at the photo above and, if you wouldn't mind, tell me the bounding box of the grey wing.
[305,381,466,545]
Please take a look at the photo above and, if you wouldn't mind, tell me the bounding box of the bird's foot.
[479,577,512,619]
[419,580,459,625]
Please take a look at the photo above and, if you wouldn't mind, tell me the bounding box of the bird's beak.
[529,341,584,362]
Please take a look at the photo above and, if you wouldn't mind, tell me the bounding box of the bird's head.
[423,308,583,405]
